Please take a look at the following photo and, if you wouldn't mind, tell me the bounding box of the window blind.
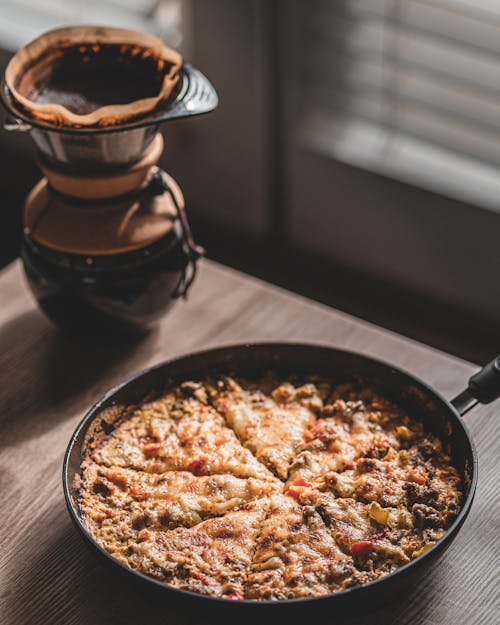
[298,0,500,211]
[0,0,186,52]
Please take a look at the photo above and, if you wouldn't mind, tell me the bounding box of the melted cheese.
[247,495,353,599]
[214,378,315,479]
[127,501,267,597]
[80,463,280,536]
[93,399,276,481]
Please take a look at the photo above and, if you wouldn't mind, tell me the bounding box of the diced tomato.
[285,489,301,501]
[406,470,427,485]
[225,592,244,600]
[293,477,312,487]
[91,508,113,522]
[107,470,128,488]
[303,429,315,442]
[215,397,229,413]
[190,571,211,585]
[351,541,375,557]
[374,436,390,450]
[188,458,206,476]
[143,442,162,457]
[130,484,148,500]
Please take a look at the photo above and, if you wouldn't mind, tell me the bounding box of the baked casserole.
[76,374,462,600]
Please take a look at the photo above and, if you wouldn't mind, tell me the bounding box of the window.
[298,0,500,211]
[0,0,188,53]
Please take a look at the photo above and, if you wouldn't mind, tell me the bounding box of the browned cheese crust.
[77,375,462,600]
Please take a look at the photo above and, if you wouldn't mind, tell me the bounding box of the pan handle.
[451,356,500,416]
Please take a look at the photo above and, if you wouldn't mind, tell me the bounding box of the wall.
[163,0,273,237]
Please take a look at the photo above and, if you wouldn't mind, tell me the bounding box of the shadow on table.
[2,499,447,625]
[2,503,185,625]
[0,310,158,443]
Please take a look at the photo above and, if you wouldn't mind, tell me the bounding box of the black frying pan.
[63,343,500,613]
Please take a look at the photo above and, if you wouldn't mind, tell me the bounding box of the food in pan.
[76,374,462,600]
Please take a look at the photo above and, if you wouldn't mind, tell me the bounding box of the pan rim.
[62,340,478,606]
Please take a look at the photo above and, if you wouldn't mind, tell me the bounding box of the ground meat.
[412,504,442,529]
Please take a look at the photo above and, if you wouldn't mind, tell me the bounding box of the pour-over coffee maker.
[1,26,217,335]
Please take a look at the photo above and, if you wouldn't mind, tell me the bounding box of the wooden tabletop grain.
[0,259,497,625]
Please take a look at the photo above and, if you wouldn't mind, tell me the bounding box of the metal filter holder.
[1,63,218,170]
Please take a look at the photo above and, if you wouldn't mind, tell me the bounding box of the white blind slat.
[308,59,500,134]
[302,112,500,212]
[308,98,500,166]
[310,13,500,94]
[329,0,500,54]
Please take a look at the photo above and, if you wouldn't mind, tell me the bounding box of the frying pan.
[63,343,500,614]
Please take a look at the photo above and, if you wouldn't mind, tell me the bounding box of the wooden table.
[0,259,497,625]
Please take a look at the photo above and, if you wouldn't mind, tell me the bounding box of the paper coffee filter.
[5,25,182,128]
